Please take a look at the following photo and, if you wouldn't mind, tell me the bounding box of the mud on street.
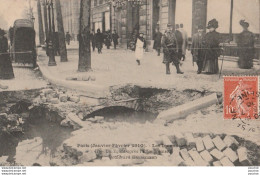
[0,76,259,166]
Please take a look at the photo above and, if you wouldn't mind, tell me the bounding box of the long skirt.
[0,54,14,79]
[203,58,219,74]
[238,48,254,69]
[135,47,144,60]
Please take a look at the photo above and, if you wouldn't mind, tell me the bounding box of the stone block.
[212,136,227,151]
[162,135,173,146]
[202,135,215,151]
[60,119,71,127]
[172,147,180,157]
[223,136,239,150]
[94,116,104,123]
[200,150,214,163]
[213,161,222,166]
[220,157,234,166]
[210,149,225,160]
[41,97,47,103]
[195,137,205,152]
[223,148,238,163]
[180,148,190,161]
[175,132,187,147]
[50,98,59,104]
[184,133,196,149]
[171,155,184,166]
[59,94,68,102]
[237,147,251,166]
[80,151,97,162]
[183,157,196,166]
[69,96,80,103]
[42,88,53,95]
[188,149,209,166]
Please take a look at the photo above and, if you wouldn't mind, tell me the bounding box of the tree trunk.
[78,0,91,72]
[55,0,68,62]
[37,0,45,45]
[43,0,49,42]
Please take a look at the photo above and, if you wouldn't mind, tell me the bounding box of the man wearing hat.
[161,24,183,74]
[0,28,14,80]
[191,25,205,74]
[202,19,221,74]
[237,20,255,69]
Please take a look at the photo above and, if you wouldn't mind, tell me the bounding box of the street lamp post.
[47,0,56,66]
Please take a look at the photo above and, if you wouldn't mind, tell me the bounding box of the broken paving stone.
[210,149,225,160]
[213,161,222,166]
[170,155,184,166]
[175,132,187,147]
[172,147,180,157]
[223,136,239,149]
[77,112,84,120]
[69,96,80,103]
[200,150,214,163]
[202,135,215,151]
[223,148,238,163]
[183,157,196,166]
[180,148,190,161]
[188,149,209,166]
[94,116,104,123]
[60,119,71,127]
[237,147,251,166]
[195,137,205,152]
[212,136,227,151]
[184,133,196,149]
[220,157,234,166]
[50,98,59,104]
[162,135,173,146]
[41,88,54,95]
[41,97,47,103]
[59,95,68,102]
[80,151,97,162]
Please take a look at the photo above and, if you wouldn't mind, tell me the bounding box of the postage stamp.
[224,76,259,120]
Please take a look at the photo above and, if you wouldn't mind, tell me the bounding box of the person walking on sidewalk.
[162,24,183,74]
[237,20,255,69]
[174,24,183,62]
[104,30,111,49]
[0,28,14,80]
[135,33,146,65]
[153,28,162,56]
[65,32,71,45]
[95,29,104,54]
[202,19,221,74]
[191,25,205,74]
[112,30,119,49]
[90,30,96,52]
[179,24,188,61]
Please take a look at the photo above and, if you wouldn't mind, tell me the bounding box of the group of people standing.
[90,29,119,54]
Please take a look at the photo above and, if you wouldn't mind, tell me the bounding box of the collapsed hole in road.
[86,106,157,123]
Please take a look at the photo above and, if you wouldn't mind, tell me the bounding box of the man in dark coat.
[0,28,14,80]
[112,30,119,49]
[237,20,255,69]
[65,32,71,45]
[202,19,221,74]
[95,29,104,54]
[191,25,205,74]
[104,30,111,49]
[153,28,163,56]
[90,30,96,51]
[174,24,183,61]
[161,24,183,75]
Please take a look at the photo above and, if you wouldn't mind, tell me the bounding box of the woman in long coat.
[95,29,104,54]
[237,20,255,69]
[135,33,146,65]
[202,19,221,74]
[0,29,14,79]
[153,28,162,56]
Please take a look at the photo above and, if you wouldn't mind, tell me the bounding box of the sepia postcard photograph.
[0,0,259,172]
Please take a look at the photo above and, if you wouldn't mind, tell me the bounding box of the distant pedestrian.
[162,24,183,74]
[174,24,183,61]
[90,30,96,51]
[104,30,111,49]
[179,24,188,61]
[135,33,146,65]
[95,29,104,54]
[202,19,221,74]
[0,28,14,79]
[191,25,205,74]
[153,28,162,56]
[112,30,119,49]
[65,32,71,45]
[237,20,255,69]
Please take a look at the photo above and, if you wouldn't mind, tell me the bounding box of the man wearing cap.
[161,24,183,74]
[202,19,221,74]
[237,20,255,69]
[191,25,205,74]
[0,28,14,80]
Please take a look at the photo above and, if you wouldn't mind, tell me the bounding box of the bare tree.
[37,0,45,45]
[78,0,91,72]
[55,0,68,62]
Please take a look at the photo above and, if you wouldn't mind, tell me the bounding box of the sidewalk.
[37,44,260,98]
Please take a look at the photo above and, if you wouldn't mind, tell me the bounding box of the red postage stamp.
[224,76,259,120]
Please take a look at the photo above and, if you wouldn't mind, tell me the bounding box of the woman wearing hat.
[0,28,14,80]
[237,20,255,69]
[202,19,221,74]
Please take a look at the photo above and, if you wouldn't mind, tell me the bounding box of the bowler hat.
[207,19,219,29]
